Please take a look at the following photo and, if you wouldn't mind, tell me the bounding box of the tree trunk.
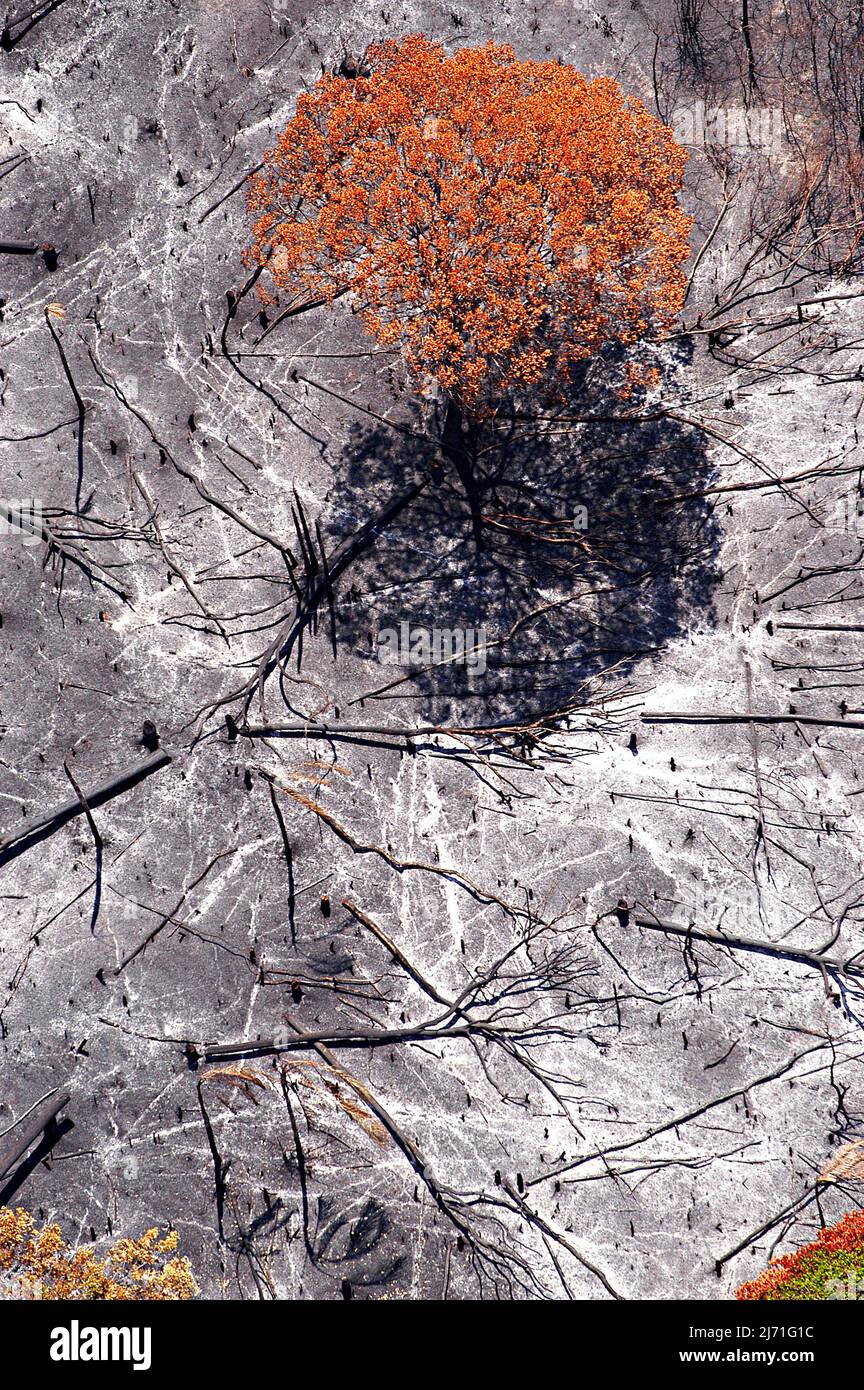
[741,0,757,94]
[441,397,483,550]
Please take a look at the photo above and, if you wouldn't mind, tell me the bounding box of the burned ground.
[0,0,863,1300]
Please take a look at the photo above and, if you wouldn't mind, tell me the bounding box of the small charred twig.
[342,898,453,1006]
[315,516,337,658]
[0,415,76,443]
[500,1179,624,1299]
[62,760,102,850]
[265,777,295,947]
[194,475,431,729]
[291,368,432,445]
[660,455,863,506]
[113,845,238,974]
[683,173,738,305]
[196,1081,228,1242]
[281,1080,314,1263]
[62,759,103,930]
[219,270,328,447]
[133,472,230,644]
[44,310,86,510]
[714,1187,822,1272]
[197,160,264,225]
[290,488,318,580]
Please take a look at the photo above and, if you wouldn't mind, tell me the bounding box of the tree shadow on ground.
[321,352,722,730]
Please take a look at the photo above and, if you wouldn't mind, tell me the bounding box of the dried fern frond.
[202,1059,389,1147]
[819,1141,864,1184]
[321,1074,389,1146]
[203,1064,269,1090]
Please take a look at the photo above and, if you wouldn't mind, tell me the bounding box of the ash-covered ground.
[0,0,863,1300]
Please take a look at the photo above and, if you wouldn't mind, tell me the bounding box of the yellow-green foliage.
[0,1206,198,1300]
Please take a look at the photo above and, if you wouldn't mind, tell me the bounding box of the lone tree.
[246,35,692,539]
